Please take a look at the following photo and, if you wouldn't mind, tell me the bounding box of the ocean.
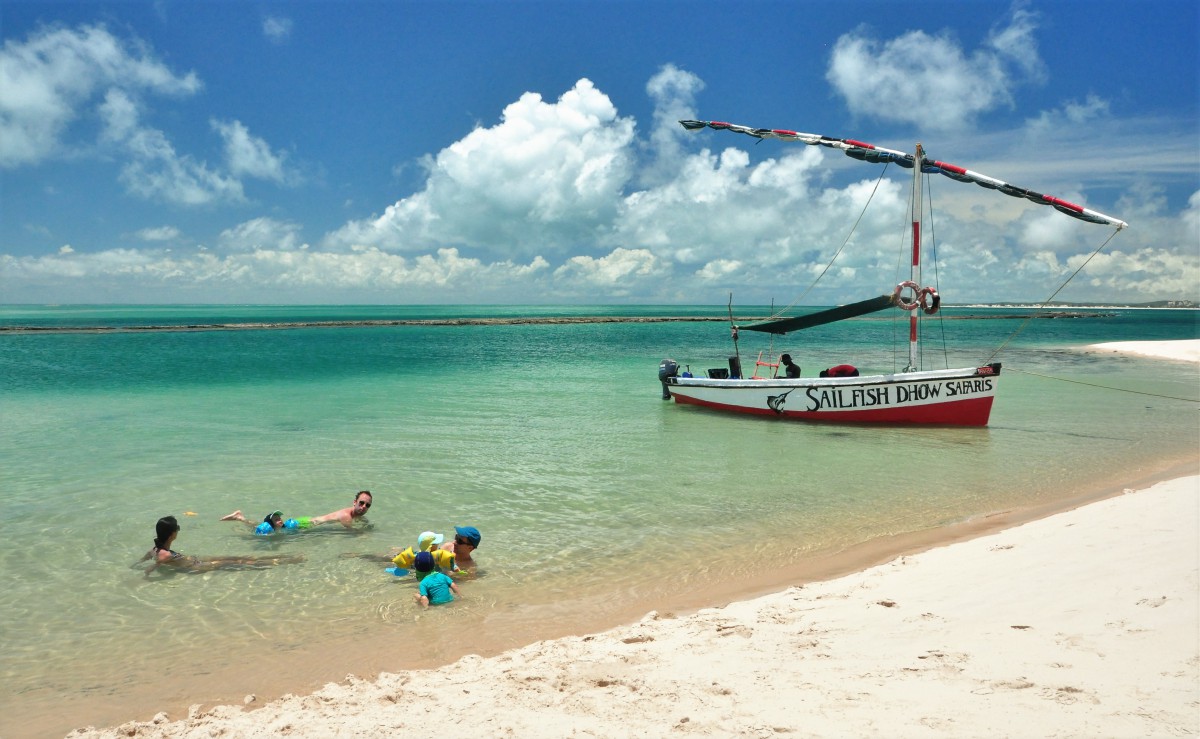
[1,304,1196,737]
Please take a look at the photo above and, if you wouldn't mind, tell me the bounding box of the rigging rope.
[1008,367,1200,403]
[767,165,892,321]
[926,175,951,369]
[983,227,1125,365]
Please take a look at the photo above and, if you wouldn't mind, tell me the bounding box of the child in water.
[141,515,304,576]
[220,509,314,533]
[391,531,456,573]
[413,551,458,608]
[221,510,287,534]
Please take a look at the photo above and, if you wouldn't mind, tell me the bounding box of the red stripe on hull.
[671,393,995,426]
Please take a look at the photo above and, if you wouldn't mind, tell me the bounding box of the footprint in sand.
[991,677,1035,690]
[715,622,753,638]
[1040,685,1097,705]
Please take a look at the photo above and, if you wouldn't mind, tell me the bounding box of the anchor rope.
[1007,367,1199,403]
[985,227,1124,365]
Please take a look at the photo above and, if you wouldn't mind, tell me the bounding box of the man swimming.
[219,490,373,532]
[310,490,373,528]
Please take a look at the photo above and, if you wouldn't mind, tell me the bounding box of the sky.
[1,0,1197,306]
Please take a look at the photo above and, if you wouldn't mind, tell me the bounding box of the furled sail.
[679,120,1128,229]
[740,294,896,335]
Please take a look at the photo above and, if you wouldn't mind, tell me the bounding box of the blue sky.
[2,0,1197,305]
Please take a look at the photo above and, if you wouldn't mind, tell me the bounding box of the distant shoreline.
[0,309,1145,334]
[1,316,730,334]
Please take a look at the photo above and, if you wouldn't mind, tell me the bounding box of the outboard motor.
[658,358,679,399]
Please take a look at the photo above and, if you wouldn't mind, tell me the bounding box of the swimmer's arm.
[336,552,393,562]
[414,592,430,608]
[143,551,176,576]
[218,511,256,528]
[309,511,352,528]
[449,581,461,596]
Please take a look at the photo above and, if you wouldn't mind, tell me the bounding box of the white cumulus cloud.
[212,119,293,184]
[135,226,181,242]
[0,24,200,168]
[323,78,636,256]
[2,62,1195,306]
[827,6,1044,131]
[1,23,295,205]
[262,16,293,44]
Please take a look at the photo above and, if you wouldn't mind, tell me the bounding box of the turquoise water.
[1,304,1197,735]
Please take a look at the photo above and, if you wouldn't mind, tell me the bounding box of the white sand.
[69,474,1200,738]
[1090,339,1200,363]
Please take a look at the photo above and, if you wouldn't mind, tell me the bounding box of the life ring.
[918,287,941,315]
[893,281,920,311]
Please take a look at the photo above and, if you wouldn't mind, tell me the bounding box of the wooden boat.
[659,120,1128,426]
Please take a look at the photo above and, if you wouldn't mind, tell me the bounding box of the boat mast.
[906,143,925,372]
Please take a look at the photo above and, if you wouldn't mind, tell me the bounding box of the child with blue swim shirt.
[221,510,286,534]
[221,509,315,534]
[413,551,458,607]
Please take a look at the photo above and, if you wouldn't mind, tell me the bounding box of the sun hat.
[413,551,435,573]
[454,526,481,547]
[263,510,283,523]
[417,531,444,551]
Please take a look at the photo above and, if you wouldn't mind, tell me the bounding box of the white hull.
[665,364,1001,426]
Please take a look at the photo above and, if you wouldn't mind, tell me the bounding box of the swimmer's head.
[155,516,180,548]
[264,511,284,529]
[454,526,481,548]
[417,531,444,551]
[414,551,435,574]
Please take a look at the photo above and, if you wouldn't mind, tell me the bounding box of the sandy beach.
[66,340,1200,738]
[67,474,1200,739]
[1091,339,1200,363]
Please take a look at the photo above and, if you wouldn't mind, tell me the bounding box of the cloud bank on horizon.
[2,5,1197,305]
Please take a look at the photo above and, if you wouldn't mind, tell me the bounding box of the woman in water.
[141,515,304,576]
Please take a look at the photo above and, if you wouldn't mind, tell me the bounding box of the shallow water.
[0,305,1196,736]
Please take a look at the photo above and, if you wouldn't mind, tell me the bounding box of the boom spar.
[679,120,1128,229]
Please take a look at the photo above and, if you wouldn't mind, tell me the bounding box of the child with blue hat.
[413,551,458,607]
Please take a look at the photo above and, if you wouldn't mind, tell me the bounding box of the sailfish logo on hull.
[767,389,795,414]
